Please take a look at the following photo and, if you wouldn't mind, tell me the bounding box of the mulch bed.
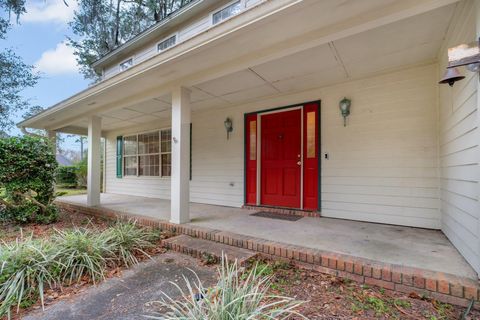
[0,208,175,320]
[266,261,480,319]
[0,209,110,242]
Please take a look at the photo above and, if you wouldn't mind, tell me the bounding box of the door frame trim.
[244,100,321,210]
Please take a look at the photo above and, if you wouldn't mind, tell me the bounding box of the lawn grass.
[55,187,87,196]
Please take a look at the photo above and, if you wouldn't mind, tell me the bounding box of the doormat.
[250,211,303,221]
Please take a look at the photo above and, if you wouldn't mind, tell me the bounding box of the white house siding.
[104,63,440,229]
[438,0,480,274]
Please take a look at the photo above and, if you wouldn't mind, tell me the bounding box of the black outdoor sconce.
[339,97,351,127]
[224,117,233,139]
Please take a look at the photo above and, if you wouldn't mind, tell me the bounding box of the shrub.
[0,237,58,318]
[53,227,114,284]
[148,256,305,319]
[55,166,78,187]
[106,221,158,268]
[76,158,88,188]
[0,136,58,224]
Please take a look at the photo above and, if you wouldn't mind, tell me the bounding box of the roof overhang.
[19,0,460,133]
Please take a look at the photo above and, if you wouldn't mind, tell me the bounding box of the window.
[157,35,177,52]
[306,111,316,158]
[123,129,172,177]
[119,58,133,71]
[212,1,242,25]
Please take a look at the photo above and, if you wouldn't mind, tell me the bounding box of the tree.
[69,0,192,81]
[0,0,40,132]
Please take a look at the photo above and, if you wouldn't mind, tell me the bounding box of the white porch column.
[170,87,191,224]
[47,131,57,154]
[87,116,102,207]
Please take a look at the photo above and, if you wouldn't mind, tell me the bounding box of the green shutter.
[116,136,123,178]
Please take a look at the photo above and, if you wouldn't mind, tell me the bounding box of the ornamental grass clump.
[148,256,306,319]
[53,227,114,285]
[0,237,58,318]
[106,221,158,268]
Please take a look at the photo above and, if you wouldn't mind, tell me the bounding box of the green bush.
[0,136,59,224]
[55,166,78,186]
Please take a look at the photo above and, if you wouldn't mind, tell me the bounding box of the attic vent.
[158,35,177,52]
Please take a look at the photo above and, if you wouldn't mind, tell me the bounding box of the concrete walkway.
[24,252,217,320]
[58,193,477,280]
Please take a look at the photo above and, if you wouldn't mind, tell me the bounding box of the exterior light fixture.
[224,117,233,139]
[339,97,351,127]
[439,38,479,87]
[438,67,465,87]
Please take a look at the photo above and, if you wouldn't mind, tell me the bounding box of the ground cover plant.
[149,256,306,319]
[0,220,163,319]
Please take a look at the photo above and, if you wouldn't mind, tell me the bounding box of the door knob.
[297,161,301,165]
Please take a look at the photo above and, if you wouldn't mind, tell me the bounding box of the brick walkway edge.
[56,200,480,308]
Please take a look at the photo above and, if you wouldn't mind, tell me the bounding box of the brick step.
[163,235,258,265]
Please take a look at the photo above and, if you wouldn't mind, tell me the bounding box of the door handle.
[297,161,301,166]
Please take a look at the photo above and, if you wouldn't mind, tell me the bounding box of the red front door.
[261,109,301,208]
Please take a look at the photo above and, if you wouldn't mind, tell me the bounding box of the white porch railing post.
[87,116,102,206]
[170,87,191,224]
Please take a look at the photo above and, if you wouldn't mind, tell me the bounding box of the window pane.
[120,58,133,71]
[306,111,316,158]
[249,120,256,160]
[139,155,159,176]
[161,129,172,153]
[124,136,137,155]
[161,154,171,177]
[158,35,176,52]
[138,131,159,154]
[124,156,137,176]
[213,1,241,24]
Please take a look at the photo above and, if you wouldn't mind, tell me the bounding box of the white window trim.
[156,33,179,53]
[119,56,134,71]
[122,127,172,179]
[210,0,245,26]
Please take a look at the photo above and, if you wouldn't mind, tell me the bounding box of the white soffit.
[194,69,266,96]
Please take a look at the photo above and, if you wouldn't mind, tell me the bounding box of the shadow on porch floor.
[57,193,477,280]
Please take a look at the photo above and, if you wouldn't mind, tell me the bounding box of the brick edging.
[56,200,479,308]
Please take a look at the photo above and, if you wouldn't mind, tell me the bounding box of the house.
[19,0,480,304]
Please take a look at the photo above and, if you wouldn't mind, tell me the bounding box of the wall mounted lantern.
[339,97,351,127]
[224,117,233,139]
[439,37,480,87]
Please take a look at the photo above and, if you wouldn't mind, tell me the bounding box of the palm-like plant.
[53,227,114,284]
[106,221,157,267]
[0,236,58,318]
[148,256,306,319]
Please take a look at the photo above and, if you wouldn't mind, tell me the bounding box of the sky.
[3,0,89,152]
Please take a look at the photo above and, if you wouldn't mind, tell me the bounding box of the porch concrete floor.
[59,193,477,280]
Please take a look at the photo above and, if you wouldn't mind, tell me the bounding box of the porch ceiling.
[47,1,456,134]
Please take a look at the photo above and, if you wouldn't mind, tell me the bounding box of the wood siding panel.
[438,0,480,275]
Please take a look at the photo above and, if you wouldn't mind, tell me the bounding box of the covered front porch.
[57,193,477,281]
